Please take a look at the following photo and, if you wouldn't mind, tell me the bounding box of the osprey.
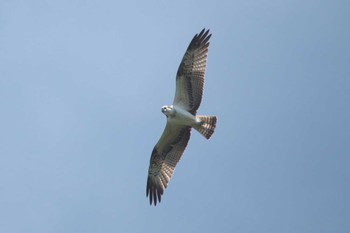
[146,29,217,206]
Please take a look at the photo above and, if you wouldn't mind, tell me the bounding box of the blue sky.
[0,0,349,232]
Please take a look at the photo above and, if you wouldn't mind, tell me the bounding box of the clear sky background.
[1,0,349,232]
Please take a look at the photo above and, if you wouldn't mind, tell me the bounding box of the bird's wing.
[146,123,191,205]
[173,29,211,115]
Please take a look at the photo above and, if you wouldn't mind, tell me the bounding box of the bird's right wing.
[146,123,191,206]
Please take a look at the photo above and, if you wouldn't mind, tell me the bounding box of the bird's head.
[161,105,175,117]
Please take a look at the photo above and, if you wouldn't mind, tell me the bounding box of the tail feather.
[194,116,217,139]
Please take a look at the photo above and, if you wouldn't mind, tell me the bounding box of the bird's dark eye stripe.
[147,29,216,206]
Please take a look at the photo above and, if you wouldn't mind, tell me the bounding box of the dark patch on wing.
[146,127,191,206]
[174,29,211,114]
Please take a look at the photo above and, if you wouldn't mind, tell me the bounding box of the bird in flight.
[146,29,217,206]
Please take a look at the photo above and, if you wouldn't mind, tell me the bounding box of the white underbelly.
[169,106,198,126]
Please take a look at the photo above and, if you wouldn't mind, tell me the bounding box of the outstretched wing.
[173,29,211,115]
[146,123,191,206]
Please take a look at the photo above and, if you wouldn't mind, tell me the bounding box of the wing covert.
[173,29,211,114]
[146,124,191,206]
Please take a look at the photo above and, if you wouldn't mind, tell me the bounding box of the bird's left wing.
[146,123,191,206]
[173,29,211,114]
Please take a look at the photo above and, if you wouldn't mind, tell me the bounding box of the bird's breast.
[168,106,197,126]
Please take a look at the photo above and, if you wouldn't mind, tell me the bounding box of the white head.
[161,105,175,117]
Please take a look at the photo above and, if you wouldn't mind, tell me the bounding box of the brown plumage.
[146,29,216,206]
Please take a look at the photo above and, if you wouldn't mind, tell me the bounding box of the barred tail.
[194,116,217,139]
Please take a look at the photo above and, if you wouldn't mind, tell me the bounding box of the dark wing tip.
[198,28,211,41]
[146,178,163,206]
[187,28,211,51]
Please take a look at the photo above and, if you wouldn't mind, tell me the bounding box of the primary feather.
[146,29,216,206]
